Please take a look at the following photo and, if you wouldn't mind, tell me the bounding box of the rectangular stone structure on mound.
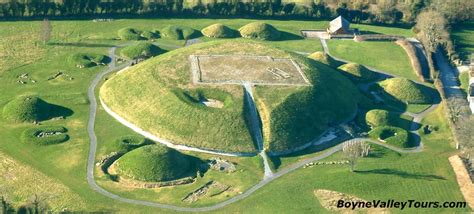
[190,55,310,86]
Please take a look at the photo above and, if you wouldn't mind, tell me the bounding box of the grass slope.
[379,77,432,104]
[256,60,360,152]
[452,21,474,61]
[101,40,263,153]
[365,109,412,130]
[338,63,378,82]
[116,144,193,182]
[307,51,341,68]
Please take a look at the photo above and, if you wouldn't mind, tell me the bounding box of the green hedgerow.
[120,42,163,60]
[238,22,281,41]
[21,126,69,145]
[116,144,193,182]
[2,96,51,123]
[369,126,413,148]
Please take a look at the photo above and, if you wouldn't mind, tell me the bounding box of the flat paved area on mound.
[190,55,310,86]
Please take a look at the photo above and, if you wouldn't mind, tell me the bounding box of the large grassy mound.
[378,77,432,104]
[2,96,51,123]
[115,144,192,182]
[338,63,378,82]
[239,22,281,41]
[201,23,235,38]
[101,40,361,153]
[160,25,200,40]
[308,51,340,68]
[120,42,163,60]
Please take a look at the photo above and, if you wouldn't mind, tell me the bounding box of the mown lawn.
[452,21,474,61]
[327,40,419,81]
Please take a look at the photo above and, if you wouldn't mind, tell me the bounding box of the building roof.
[328,16,350,33]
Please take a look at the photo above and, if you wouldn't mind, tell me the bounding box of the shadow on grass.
[356,168,446,180]
[48,42,115,48]
[275,31,304,41]
[44,103,74,121]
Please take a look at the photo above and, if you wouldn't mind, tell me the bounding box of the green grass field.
[327,40,419,80]
[452,21,474,61]
[0,17,467,213]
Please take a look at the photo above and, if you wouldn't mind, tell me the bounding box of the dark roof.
[328,16,350,33]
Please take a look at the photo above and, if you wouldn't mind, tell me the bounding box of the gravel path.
[85,43,435,212]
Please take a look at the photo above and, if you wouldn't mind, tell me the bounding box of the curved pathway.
[86,44,435,212]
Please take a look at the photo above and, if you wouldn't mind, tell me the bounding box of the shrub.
[21,126,69,145]
[201,23,236,38]
[160,25,200,40]
[70,53,108,68]
[2,96,51,123]
[369,126,412,148]
[120,42,163,59]
[116,144,193,182]
[308,51,340,68]
[338,63,378,82]
[378,77,432,104]
[238,22,281,40]
[118,28,142,40]
[115,135,148,153]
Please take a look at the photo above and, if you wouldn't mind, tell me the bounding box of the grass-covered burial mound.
[115,135,148,153]
[201,24,236,38]
[120,42,163,60]
[239,22,281,40]
[3,96,51,123]
[365,109,411,129]
[118,28,142,40]
[338,63,378,82]
[101,40,362,153]
[21,126,69,145]
[308,51,341,68]
[378,77,432,104]
[160,25,200,40]
[115,145,193,182]
[70,53,108,68]
[369,126,412,148]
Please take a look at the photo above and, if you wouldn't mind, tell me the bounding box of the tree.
[41,18,52,45]
[342,140,370,172]
[0,195,14,214]
[415,9,449,53]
